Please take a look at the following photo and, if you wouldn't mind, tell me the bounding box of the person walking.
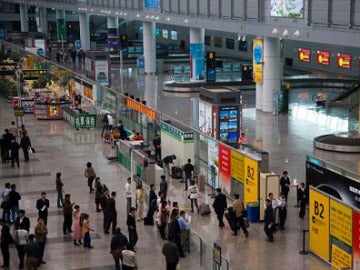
[168,209,185,257]
[63,194,74,235]
[127,207,138,250]
[101,114,108,138]
[34,218,48,265]
[25,234,38,270]
[99,188,110,233]
[94,177,105,212]
[136,183,144,221]
[10,138,20,167]
[159,175,168,199]
[264,199,274,242]
[8,183,21,223]
[110,227,128,270]
[280,171,291,201]
[183,159,194,190]
[81,214,94,248]
[36,192,50,226]
[55,172,64,208]
[298,182,307,219]
[144,184,157,225]
[19,132,31,162]
[15,227,28,269]
[104,191,117,234]
[212,188,227,228]
[232,194,249,237]
[0,222,13,268]
[72,205,82,246]
[84,162,96,193]
[188,180,199,214]
[1,183,11,223]
[162,236,180,270]
[124,177,132,214]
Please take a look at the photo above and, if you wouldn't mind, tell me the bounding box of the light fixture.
[237,34,241,41]
[282,29,289,38]
[242,35,246,42]
[136,13,140,17]
[272,28,279,37]
[293,30,300,38]
[184,19,189,23]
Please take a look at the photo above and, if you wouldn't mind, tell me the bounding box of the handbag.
[28,147,33,154]
[243,218,250,228]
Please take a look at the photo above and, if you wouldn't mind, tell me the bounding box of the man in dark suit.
[36,192,50,225]
[297,182,307,219]
[212,188,227,228]
[10,139,20,168]
[264,199,274,242]
[14,209,30,232]
[104,192,117,234]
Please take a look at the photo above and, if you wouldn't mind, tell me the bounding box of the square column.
[107,17,119,54]
[143,21,156,74]
[19,4,29,32]
[189,28,205,81]
[56,10,66,42]
[79,13,90,51]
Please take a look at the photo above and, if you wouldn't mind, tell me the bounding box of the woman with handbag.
[187,181,199,214]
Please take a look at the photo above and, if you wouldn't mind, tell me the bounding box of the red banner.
[125,97,157,120]
[298,48,311,63]
[353,211,360,269]
[219,144,231,194]
[337,53,351,69]
[316,50,330,66]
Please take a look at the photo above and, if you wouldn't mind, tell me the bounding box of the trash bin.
[246,203,260,222]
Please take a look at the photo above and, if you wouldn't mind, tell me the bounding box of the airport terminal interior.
[0,0,360,269]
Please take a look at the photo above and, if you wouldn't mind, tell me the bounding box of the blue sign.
[254,45,263,64]
[75,40,81,50]
[144,0,159,8]
[0,29,4,41]
[138,56,145,73]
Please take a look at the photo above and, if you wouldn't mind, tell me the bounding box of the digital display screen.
[337,53,351,69]
[270,0,304,18]
[298,48,311,63]
[219,107,238,143]
[162,29,168,39]
[171,31,177,41]
[155,28,160,37]
[316,50,330,66]
[226,38,235,50]
[214,37,222,48]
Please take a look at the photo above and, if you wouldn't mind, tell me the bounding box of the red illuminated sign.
[316,50,330,66]
[298,48,311,63]
[337,53,351,69]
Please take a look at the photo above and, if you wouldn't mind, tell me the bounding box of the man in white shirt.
[107,114,114,131]
[121,245,137,269]
[124,177,132,214]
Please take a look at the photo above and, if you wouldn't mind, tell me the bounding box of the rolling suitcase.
[199,203,211,216]
[171,166,183,179]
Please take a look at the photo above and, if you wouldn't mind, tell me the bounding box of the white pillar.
[189,28,205,81]
[262,37,281,113]
[107,17,119,54]
[144,74,158,109]
[79,13,90,51]
[56,10,66,41]
[19,4,29,32]
[36,7,47,34]
[143,21,156,74]
[256,83,263,110]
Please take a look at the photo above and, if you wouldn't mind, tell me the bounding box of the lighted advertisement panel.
[207,139,219,188]
[219,144,231,194]
[219,106,238,144]
[270,0,304,18]
[253,39,263,84]
[198,101,213,136]
[94,60,109,85]
[298,48,310,63]
[316,50,330,66]
[353,211,360,269]
[337,53,351,69]
[144,0,159,8]
[243,156,259,204]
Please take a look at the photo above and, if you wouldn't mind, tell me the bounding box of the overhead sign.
[316,50,330,66]
[309,188,330,261]
[253,39,263,84]
[298,48,311,63]
[243,156,258,204]
[337,53,351,69]
[125,97,157,120]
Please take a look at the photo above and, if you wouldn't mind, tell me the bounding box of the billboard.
[270,0,304,18]
[219,106,238,144]
[207,139,219,188]
[95,60,109,85]
[243,156,259,204]
[253,38,263,84]
[219,144,231,194]
[337,53,351,69]
[316,50,330,66]
[298,48,310,63]
[231,150,244,183]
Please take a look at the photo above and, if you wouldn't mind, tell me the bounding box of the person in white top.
[107,114,114,130]
[277,194,287,230]
[124,177,132,214]
[121,245,137,270]
[188,180,200,214]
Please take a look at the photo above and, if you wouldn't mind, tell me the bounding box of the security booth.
[199,87,242,148]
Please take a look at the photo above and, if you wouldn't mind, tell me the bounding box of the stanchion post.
[299,229,309,255]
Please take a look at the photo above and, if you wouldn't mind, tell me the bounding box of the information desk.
[34,101,70,120]
[62,106,97,129]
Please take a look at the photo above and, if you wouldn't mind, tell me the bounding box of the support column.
[36,7,47,34]
[256,83,263,110]
[107,17,119,54]
[19,4,29,32]
[143,21,156,74]
[262,37,281,113]
[79,13,90,51]
[56,10,66,42]
[189,28,205,81]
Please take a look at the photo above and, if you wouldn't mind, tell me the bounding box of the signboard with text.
[243,156,259,204]
[231,150,244,183]
[252,39,263,84]
[219,144,231,194]
[316,50,330,66]
[353,211,360,269]
[298,48,311,63]
[125,97,157,120]
[337,53,351,69]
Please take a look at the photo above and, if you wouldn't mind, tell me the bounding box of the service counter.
[62,106,97,129]
[34,101,70,120]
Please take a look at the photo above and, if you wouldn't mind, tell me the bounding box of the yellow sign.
[331,244,352,269]
[125,97,157,120]
[330,199,352,246]
[309,188,330,261]
[231,150,244,183]
[243,156,258,204]
[252,38,263,84]
[28,56,34,69]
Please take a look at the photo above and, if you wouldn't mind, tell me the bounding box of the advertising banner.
[219,106,239,144]
[219,144,231,194]
[316,51,330,66]
[270,0,304,18]
[189,43,205,80]
[207,139,219,188]
[95,60,109,85]
[353,211,360,269]
[243,156,259,204]
[309,188,330,261]
[337,53,351,69]
[0,28,5,41]
[253,39,263,84]
[56,19,66,41]
[231,150,244,183]
[298,48,310,63]
[34,39,46,57]
[144,0,160,8]
[108,28,119,53]
[330,199,352,269]
[198,101,213,136]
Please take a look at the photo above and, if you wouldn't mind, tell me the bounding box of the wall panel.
[199,0,209,16]
[331,0,351,26]
[246,0,259,20]
[311,0,329,25]
[209,0,219,18]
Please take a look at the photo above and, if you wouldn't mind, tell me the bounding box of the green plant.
[32,75,48,89]
[0,78,17,98]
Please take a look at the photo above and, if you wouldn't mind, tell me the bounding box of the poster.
[231,150,244,183]
[330,199,352,269]
[207,139,219,188]
[219,144,231,194]
[316,50,330,66]
[219,106,238,144]
[253,38,263,84]
[144,0,160,8]
[243,156,259,204]
[0,28,5,41]
[34,39,46,57]
[95,60,109,85]
[199,101,213,136]
[353,211,360,269]
[270,0,304,18]
[108,28,119,53]
[56,18,66,41]
[309,188,330,261]
[189,43,205,80]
